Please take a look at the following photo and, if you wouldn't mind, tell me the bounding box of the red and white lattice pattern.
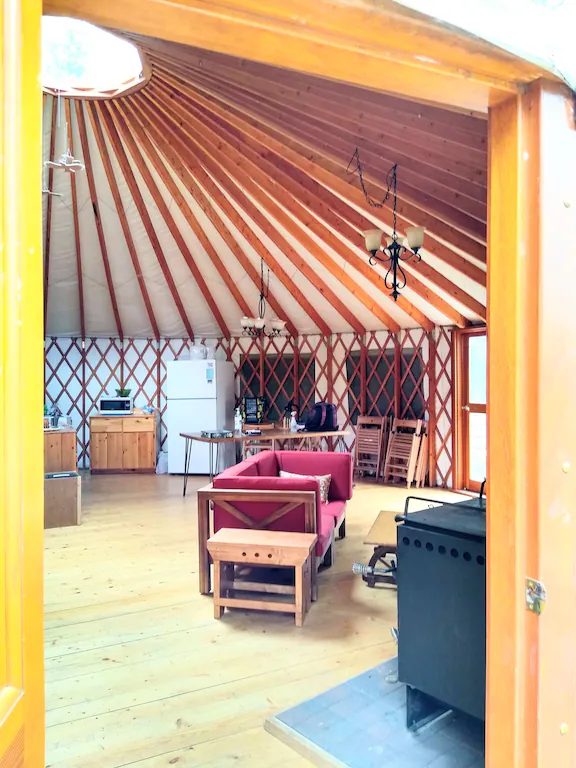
[45,331,452,480]
[433,327,454,487]
[45,337,86,463]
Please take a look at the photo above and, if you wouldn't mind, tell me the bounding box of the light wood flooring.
[44,474,459,767]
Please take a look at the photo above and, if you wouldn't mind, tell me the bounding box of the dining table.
[179,427,351,496]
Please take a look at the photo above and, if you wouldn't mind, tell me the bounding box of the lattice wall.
[45,330,454,484]
[433,327,454,487]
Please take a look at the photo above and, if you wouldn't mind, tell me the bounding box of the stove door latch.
[526,577,547,615]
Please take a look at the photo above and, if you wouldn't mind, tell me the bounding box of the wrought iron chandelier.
[241,255,287,338]
[348,148,425,301]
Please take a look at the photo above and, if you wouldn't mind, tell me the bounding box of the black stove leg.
[406,686,450,732]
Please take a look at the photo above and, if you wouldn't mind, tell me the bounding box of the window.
[42,17,145,97]
[239,354,316,422]
[345,349,424,423]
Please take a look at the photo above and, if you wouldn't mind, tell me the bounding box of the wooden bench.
[206,529,318,627]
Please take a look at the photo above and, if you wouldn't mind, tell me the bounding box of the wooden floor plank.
[44,474,459,767]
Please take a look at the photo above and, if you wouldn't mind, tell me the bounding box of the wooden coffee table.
[207,528,318,626]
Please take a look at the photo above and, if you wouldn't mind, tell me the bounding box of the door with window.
[455,329,487,491]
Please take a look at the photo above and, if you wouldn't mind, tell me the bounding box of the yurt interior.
[2,2,576,767]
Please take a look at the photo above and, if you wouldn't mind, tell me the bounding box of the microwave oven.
[99,396,133,416]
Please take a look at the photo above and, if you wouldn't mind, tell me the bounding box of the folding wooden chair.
[354,416,386,481]
[383,418,423,487]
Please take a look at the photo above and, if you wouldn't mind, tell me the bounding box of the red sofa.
[212,450,353,565]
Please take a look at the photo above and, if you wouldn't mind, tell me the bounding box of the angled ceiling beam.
[125,96,302,338]
[75,100,123,340]
[43,95,58,327]
[155,56,486,231]
[130,38,490,138]
[113,102,253,333]
[64,98,85,341]
[152,60,485,320]
[148,46,488,149]
[45,0,553,111]
[152,72,473,328]
[162,73,482,324]
[127,94,329,337]
[150,60,486,281]
[95,101,196,340]
[148,80,428,331]
[175,59,487,222]
[84,101,161,341]
[104,100,230,340]
[141,87,372,335]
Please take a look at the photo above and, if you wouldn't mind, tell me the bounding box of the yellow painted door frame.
[0,0,45,765]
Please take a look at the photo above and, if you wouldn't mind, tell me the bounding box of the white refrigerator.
[166,359,235,474]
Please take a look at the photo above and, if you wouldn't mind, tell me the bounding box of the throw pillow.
[279,470,331,504]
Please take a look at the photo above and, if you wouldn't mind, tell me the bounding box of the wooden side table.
[206,529,318,627]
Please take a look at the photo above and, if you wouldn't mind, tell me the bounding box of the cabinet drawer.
[122,417,155,433]
[91,417,123,433]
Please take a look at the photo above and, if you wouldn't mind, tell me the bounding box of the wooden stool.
[207,529,318,627]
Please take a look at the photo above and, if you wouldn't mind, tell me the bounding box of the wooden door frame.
[452,326,487,490]
[487,79,576,767]
[0,0,45,764]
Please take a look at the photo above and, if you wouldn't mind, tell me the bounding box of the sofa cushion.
[276,451,353,501]
[322,500,346,526]
[279,470,331,504]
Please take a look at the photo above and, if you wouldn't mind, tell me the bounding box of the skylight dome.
[42,17,146,97]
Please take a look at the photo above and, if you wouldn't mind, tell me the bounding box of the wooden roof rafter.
[103,100,231,340]
[148,77,476,330]
[125,94,304,338]
[95,101,196,340]
[151,69,473,328]
[146,53,487,283]
[84,100,161,341]
[43,96,58,326]
[75,99,124,340]
[171,60,487,222]
[143,84,388,334]
[138,47,487,258]
[151,54,487,229]
[112,100,251,334]
[64,98,86,341]
[161,70,485,320]
[150,77,431,329]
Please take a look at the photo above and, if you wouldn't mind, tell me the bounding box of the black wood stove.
[396,494,486,730]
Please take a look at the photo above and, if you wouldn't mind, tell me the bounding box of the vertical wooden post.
[427,331,437,486]
[293,337,299,413]
[82,338,86,469]
[327,335,333,403]
[394,333,401,418]
[487,79,576,768]
[259,338,265,400]
[359,335,367,416]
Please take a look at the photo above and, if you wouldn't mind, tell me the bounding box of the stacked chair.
[353,416,393,482]
[382,418,429,487]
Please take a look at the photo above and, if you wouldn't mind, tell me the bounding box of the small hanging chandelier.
[241,255,287,338]
[348,148,425,301]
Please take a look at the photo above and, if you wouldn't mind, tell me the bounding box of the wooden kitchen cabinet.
[89,412,158,473]
[44,427,77,473]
